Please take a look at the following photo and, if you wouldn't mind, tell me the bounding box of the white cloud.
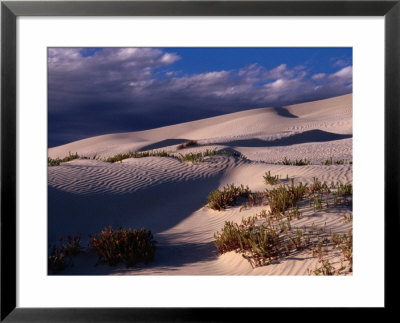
[331,66,352,79]
[312,73,326,80]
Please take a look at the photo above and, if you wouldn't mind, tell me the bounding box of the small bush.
[89,226,156,267]
[321,157,350,165]
[214,221,282,268]
[278,157,312,166]
[263,171,279,185]
[179,152,204,163]
[176,140,198,150]
[105,150,171,163]
[48,246,66,274]
[313,260,335,275]
[48,234,81,274]
[208,184,250,211]
[48,151,79,166]
[203,149,218,157]
[332,229,352,272]
[266,180,307,214]
[48,157,62,166]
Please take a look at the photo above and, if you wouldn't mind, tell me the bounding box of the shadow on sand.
[213,129,352,148]
[138,138,188,151]
[272,106,298,118]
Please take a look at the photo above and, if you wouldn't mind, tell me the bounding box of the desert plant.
[178,152,204,163]
[89,226,156,267]
[266,180,307,214]
[214,221,282,268]
[105,150,172,163]
[313,260,335,275]
[48,151,79,166]
[48,233,81,274]
[278,157,312,166]
[263,171,279,185]
[48,157,62,166]
[48,245,66,274]
[321,158,350,165]
[208,184,250,211]
[332,230,353,272]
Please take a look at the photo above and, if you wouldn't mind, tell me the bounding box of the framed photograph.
[1,0,398,321]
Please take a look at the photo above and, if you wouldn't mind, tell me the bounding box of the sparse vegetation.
[214,220,281,267]
[214,172,352,274]
[176,140,198,150]
[266,179,308,214]
[89,226,156,267]
[48,234,82,274]
[263,171,279,185]
[277,157,312,166]
[208,184,250,211]
[321,157,352,165]
[104,150,171,163]
[179,152,204,163]
[48,152,79,166]
[104,148,246,164]
[332,230,352,272]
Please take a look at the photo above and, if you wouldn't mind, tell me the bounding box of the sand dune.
[48,94,352,275]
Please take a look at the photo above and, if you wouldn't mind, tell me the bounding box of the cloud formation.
[48,48,352,146]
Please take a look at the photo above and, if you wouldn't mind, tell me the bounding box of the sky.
[48,47,352,147]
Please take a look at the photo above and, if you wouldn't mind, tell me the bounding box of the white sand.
[48,93,352,275]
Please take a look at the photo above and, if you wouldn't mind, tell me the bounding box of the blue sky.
[48,47,352,147]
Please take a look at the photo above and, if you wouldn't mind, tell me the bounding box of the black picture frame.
[1,0,399,321]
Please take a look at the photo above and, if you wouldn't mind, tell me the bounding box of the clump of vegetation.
[312,260,336,275]
[240,192,268,210]
[176,140,198,150]
[214,221,281,267]
[103,147,246,164]
[48,157,62,166]
[48,152,79,166]
[266,179,308,214]
[105,150,171,163]
[321,157,352,165]
[179,149,246,163]
[213,172,353,273]
[263,171,280,185]
[48,245,66,273]
[277,157,312,166]
[89,226,156,267]
[48,234,82,274]
[208,184,250,211]
[332,229,353,272]
[179,152,204,163]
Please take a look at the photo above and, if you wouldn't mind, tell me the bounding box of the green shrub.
[214,221,281,268]
[48,157,62,166]
[321,157,350,165]
[179,152,204,163]
[332,229,353,272]
[278,157,312,166]
[266,179,307,214]
[313,260,335,275]
[105,150,171,163]
[263,171,279,185]
[48,151,79,166]
[207,184,250,211]
[89,226,156,267]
